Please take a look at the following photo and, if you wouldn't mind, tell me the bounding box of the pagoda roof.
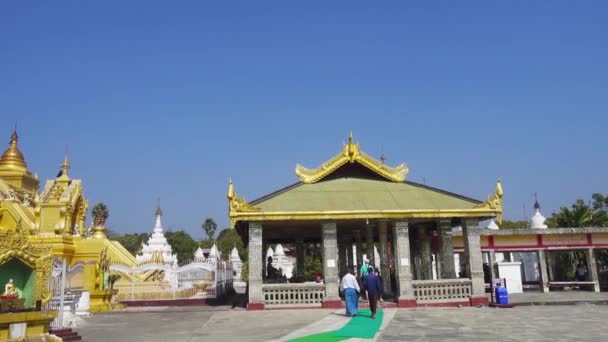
[250,178,481,212]
[227,134,503,227]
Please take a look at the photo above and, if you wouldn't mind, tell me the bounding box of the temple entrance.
[0,258,35,308]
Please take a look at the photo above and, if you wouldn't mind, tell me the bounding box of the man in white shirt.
[340,267,360,317]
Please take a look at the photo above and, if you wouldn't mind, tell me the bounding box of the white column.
[586,248,600,292]
[322,222,339,300]
[463,219,486,303]
[537,250,550,293]
[393,221,415,306]
[248,222,264,308]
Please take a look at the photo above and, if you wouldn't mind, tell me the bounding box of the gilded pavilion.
[229,134,503,309]
[0,129,137,317]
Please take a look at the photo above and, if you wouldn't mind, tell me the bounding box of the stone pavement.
[379,304,608,341]
[77,303,608,341]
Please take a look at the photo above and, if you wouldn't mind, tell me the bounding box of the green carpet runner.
[288,309,383,341]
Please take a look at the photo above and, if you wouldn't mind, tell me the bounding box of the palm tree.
[548,200,594,228]
[202,218,217,240]
[92,203,110,226]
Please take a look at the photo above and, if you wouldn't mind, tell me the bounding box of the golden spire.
[61,154,70,177]
[0,128,28,172]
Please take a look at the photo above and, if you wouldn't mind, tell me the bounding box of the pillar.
[247,222,264,310]
[366,224,375,266]
[438,219,456,279]
[488,250,497,284]
[338,238,348,276]
[463,219,488,305]
[344,234,354,271]
[417,225,432,280]
[378,220,392,296]
[537,249,550,293]
[354,230,363,275]
[296,240,305,278]
[322,222,340,307]
[585,248,600,292]
[392,221,416,307]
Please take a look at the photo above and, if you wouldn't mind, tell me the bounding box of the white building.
[136,206,178,265]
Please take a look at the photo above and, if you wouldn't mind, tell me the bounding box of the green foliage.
[202,218,218,240]
[216,228,247,262]
[547,198,608,228]
[304,243,323,281]
[91,202,109,225]
[499,220,528,229]
[199,239,215,249]
[111,233,149,256]
[165,230,198,264]
[240,261,249,282]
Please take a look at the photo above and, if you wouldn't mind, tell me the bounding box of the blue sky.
[1,1,606,238]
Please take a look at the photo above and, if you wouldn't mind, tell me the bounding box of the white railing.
[262,283,325,306]
[413,279,472,303]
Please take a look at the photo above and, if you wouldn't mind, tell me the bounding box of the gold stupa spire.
[61,154,70,177]
[0,128,28,172]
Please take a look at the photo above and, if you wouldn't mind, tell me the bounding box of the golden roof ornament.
[227,178,260,227]
[474,179,504,223]
[0,128,28,172]
[295,133,408,183]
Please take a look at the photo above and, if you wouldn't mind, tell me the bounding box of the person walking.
[361,266,382,319]
[359,259,369,300]
[340,267,360,317]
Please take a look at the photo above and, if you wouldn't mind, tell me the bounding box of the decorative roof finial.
[155,197,163,217]
[534,192,540,210]
[61,153,70,177]
[228,178,235,200]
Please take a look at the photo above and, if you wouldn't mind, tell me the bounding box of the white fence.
[111,258,233,301]
[412,279,472,303]
[262,283,325,306]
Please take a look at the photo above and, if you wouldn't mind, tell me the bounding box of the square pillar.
[344,234,354,269]
[366,224,375,266]
[354,230,363,275]
[392,221,416,307]
[322,222,341,308]
[378,220,392,296]
[537,250,550,293]
[417,225,432,280]
[296,240,305,278]
[586,248,600,292]
[247,222,264,310]
[463,219,488,306]
[438,219,456,279]
[488,250,497,283]
[338,239,348,276]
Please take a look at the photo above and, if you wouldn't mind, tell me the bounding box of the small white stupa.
[530,194,548,229]
[272,244,294,279]
[136,206,178,265]
[230,246,243,279]
[207,243,220,264]
[193,247,206,262]
[486,219,500,230]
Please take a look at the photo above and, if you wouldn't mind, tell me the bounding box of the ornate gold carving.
[95,247,110,290]
[0,221,53,304]
[227,178,260,214]
[474,179,504,222]
[295,133,408,183]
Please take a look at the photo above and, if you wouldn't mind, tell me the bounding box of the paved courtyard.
[78,304,608,341]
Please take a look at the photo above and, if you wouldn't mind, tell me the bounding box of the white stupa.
[136,206,178,265]
[230,247,243,279]
[486,219,500,230]
[272,244,294,279]
[530,195,548,229]
[193,247,206,262]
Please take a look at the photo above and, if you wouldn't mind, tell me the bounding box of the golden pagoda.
[0,128,138,328]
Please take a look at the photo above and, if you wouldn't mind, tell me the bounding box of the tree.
[165,230,198,264]
[202,218,218,240]
[547,195,608,228]
[500,220,529,230]
[216,228,246,262]
[91,203,109,226]
[111,233,150,256]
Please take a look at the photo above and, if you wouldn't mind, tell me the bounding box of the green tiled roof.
[251,178,480,212]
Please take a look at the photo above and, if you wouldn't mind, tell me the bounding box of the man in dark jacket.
[361,266,382,319]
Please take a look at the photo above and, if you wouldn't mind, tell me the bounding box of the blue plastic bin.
[495,286,508,305]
